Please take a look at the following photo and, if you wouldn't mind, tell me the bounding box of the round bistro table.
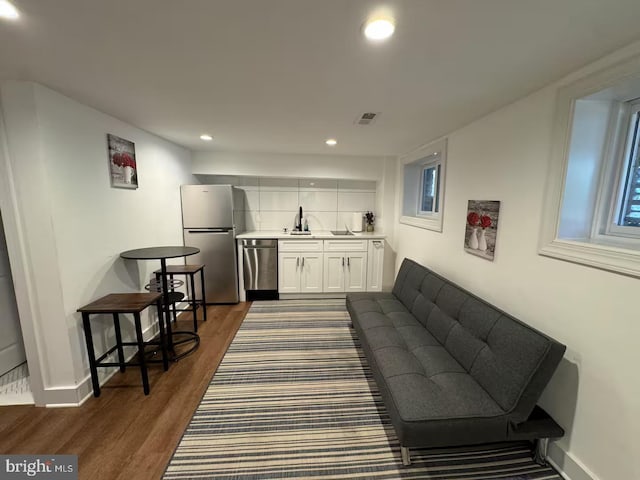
[121,246,200,360]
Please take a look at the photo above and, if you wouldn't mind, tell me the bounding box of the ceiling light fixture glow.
[325,138,337,146]
[200,134,213,141]
[364,17,395,41]
[0,0,19,20]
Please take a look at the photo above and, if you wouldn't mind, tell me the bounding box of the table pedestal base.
[169,331,200,360]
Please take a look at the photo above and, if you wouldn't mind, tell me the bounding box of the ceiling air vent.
[354,112,380,126]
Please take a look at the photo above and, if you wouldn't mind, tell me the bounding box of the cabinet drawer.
[278,239,324,252]
[323,240,368,252]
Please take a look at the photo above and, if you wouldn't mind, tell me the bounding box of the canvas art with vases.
[107,133,138,189]
[465,200,500,261]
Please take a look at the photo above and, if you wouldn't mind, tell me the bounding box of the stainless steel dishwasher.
[242,239,278,300]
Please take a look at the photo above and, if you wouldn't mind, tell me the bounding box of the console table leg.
[200,268,207,321]
[134,312,150,395]
[82,313,101,397]
[190,271,197,332]
[112,313,126,372]
[156,299,169,371]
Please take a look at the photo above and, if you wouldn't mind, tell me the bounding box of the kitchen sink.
[330,230,355,236]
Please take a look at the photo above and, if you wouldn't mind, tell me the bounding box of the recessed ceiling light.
[200,134,213,141]
[0,1,19,20]
[363,17,395,41]
[325,138,337,146]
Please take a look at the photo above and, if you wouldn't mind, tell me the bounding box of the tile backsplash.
[196,175,376,232]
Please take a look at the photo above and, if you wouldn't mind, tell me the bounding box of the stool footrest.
[95,345,121,363]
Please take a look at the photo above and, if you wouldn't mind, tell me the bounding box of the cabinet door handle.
[347,257,350,267]
[297,257,300,267]
[342,257,344,267]
[302,257,305,267]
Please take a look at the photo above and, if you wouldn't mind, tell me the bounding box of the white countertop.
[237,230,386,240]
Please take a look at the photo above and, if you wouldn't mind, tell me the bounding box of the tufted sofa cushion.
[390,259,565,423]
[347,259,566,449]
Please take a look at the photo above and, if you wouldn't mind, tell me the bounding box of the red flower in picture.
[480,215,492,229]
[467,212,480,226]
[121,153,135,169]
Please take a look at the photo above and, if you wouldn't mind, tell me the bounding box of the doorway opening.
[0,211,33,405]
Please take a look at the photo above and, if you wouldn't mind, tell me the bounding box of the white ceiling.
[2,0,640,157]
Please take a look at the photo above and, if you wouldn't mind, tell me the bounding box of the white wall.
[193,150,387,181]
[0,82,194,405]
[194,151,397,268]
[196,175,377,232]
[392,48,640,480]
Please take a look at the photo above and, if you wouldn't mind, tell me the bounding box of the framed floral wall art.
[107,134,138,189]
[464,200,500,261]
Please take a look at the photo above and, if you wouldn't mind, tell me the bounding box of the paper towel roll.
[351,212,363,232]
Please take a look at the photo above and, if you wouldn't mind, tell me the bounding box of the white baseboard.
[279,293,346,300]
[45,320,163,407]
[547,441,599,480]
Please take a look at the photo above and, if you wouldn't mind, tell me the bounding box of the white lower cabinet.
[323,244,367,293]
[278,238,382,295]
[366,239,384,292]
[323,253,346,293]
[344,252,367,292]
[278,253,323,293]
[300,254,323,292]
[278,253,301,293]
[278,240,324,294]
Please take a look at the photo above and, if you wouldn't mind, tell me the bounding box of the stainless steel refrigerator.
[180,185,243,303]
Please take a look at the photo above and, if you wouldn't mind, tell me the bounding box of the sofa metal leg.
[533,438,549,466]
[401,446,411,466]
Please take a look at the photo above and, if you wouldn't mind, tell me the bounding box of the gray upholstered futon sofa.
[346,258,565,466]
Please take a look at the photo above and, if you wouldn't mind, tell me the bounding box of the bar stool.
[145,276,200,360]
[154,264,207,332]
[145,277,185,325]
[78,292,168,396]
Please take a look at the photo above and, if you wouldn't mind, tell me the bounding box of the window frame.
[399,137,447,232]
[418,161,441,216]
[606,100,640,237]
[539,51,640,278]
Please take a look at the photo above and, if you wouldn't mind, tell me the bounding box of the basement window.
[400,138,447,232]
[419,163,441,215]
[609,101,640,234]
[540,53,640,277]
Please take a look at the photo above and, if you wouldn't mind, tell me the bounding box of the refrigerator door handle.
[186,230,231,234]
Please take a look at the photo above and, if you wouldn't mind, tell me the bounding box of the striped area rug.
[164,299,561,480]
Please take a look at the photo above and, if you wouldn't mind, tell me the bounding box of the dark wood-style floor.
[0,302,250,480]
